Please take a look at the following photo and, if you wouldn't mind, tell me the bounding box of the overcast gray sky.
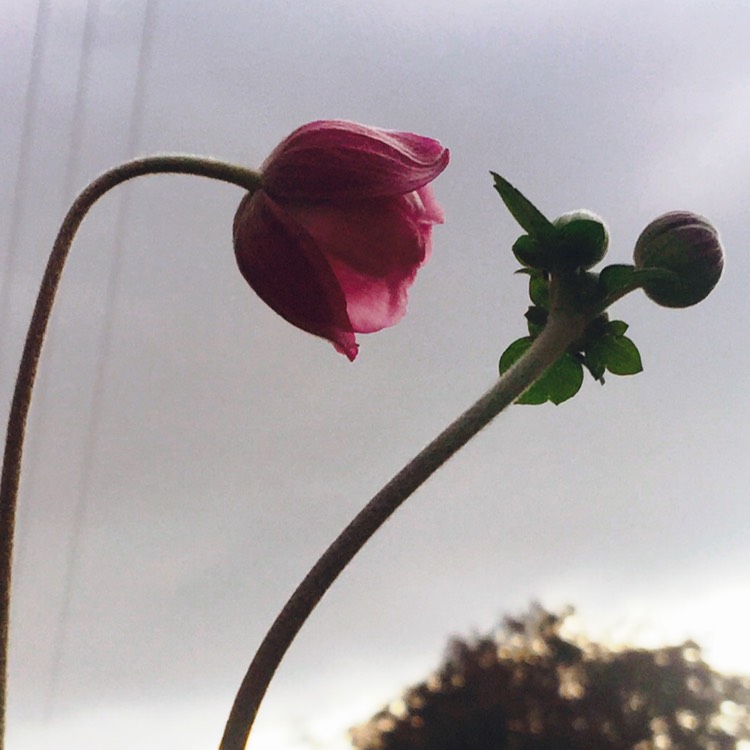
[2,1,749,748]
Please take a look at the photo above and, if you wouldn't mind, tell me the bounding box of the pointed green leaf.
[545,353,585,404]
[500,340,583,405]
[518,352,583,405]
[491,172,555,242]
[516,384,550,405]
[524,306,548,325]
[499,336,533,375]
[524,306,548,337]
[600,335,643,375]
[582,348,606,382]
[605,319,628,336]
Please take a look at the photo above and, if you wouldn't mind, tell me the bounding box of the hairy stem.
[0,155,261,746]
[1,158,592,750]
[220,301,587,750]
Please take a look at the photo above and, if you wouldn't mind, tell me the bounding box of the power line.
[1,0,54,709]
[0,0,52,374]
[23,0,99,720]
[14,0,99,588]
[42,0,158,720]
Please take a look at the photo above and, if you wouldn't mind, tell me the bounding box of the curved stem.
[594,282,643,315]
[220,303,588,750]
[0,155,261,745]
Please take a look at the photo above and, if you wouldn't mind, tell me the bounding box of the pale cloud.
[3,1,748,748]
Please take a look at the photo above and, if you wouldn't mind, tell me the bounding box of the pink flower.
[233,120,449,360]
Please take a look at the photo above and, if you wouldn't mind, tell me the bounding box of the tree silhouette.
[350,605,750,750]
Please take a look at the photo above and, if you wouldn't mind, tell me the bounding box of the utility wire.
[42,0,158,720]
[23,0,99,720]
[0,0,51,375]
[1,0,55,710]
[14,0,99,587]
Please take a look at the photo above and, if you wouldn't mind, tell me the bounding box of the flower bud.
[552,209,609,270]
[633,211,724,308]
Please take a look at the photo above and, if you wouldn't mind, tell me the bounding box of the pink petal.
[416,185,445,225]
[233,192,359,360]
[286,194,435,333]
[262,120,449,202]
[325,255,417,333]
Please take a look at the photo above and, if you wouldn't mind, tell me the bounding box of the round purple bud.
[633,211,724,308]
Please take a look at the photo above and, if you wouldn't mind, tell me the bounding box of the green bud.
[633,211,724,308]
[512,234,548,268]
[552,210,609,270]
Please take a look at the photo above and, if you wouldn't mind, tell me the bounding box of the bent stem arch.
[0,155,261,746]
[0,156,594,750]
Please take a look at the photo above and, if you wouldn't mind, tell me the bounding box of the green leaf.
[517,384,550,405]
[524,307,548,338]
[499,336,533,375]
[499,339,583,405]
[520,353,584,405]
[524,305,548,326]
[605,319,628,336]
[512,235,546,268]
[598,264,636,296]
[491,172,555,242]
[582,349,606,382]
[529,274,549,308]
[546,354,584,404]
[599,335,643,375]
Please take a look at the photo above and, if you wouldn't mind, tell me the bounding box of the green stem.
[594,282,643,315]
[0,155,261,747]
[219,298,588,750]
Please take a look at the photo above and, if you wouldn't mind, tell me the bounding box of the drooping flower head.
[234,120,449,360]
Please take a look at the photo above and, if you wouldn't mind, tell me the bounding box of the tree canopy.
[350,605,750,750]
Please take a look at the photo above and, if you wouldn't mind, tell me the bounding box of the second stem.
[220,288,588,750]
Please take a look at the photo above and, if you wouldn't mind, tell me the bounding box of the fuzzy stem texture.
[219,301,587,750]
[0,157,591,750]
[0,155,261,747]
